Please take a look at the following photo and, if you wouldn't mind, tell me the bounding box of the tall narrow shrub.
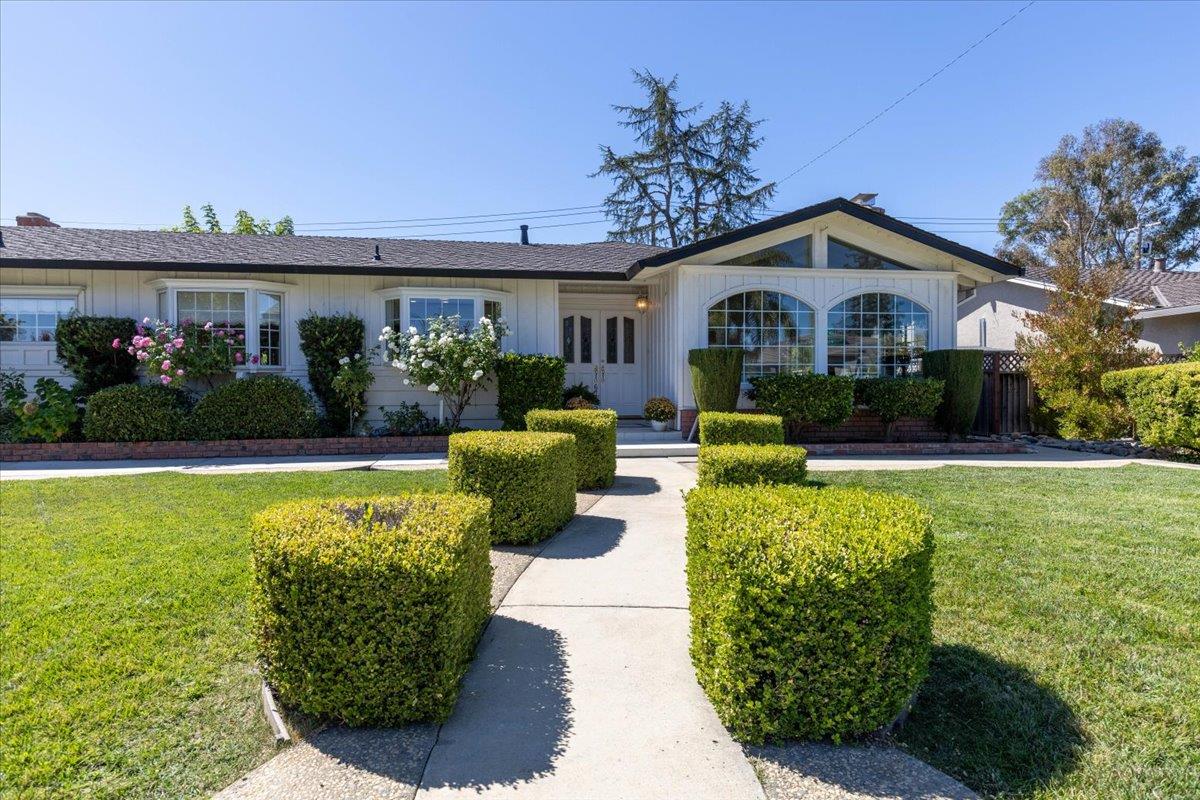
[55,316,138,398]
[688,348,743,412]
[921,350,984,437]
[297,314,365,431]
[496,353,566,430]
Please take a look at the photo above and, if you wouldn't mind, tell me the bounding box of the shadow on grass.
[897,644,1086,798]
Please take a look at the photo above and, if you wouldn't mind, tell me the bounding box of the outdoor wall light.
[635,295,650,312]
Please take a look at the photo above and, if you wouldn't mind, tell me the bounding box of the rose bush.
[331,352,375,434]
[380,315,508,429]
[114,318,253,389]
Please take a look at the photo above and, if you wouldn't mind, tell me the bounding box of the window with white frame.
[382,291,506,336]
[0,295,78,342]
[826,292,929,377]
[706,290,816,383]
[152,281,287,368]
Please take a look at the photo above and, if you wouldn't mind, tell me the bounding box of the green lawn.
[815,465,1200,800]
[0,470,447,799]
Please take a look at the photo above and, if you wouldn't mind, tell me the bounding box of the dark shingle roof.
[1025,263,1200,308]
[0,226,666,280]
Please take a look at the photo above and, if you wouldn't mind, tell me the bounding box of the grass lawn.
[816,465,1200,800]
[1,469,447,799]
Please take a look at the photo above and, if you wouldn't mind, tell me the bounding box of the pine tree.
[594,71,774,247]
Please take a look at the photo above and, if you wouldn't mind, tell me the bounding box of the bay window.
[149,280,289,369]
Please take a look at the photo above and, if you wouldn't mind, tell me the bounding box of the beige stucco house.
[1,198,1022,428]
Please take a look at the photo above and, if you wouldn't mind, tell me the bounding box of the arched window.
[707,290,815,383]
[826,292,929,377]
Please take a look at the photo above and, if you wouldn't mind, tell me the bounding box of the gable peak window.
[719,234,812,268]
[827,237,914,271]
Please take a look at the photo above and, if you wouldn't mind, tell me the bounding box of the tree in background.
[1016,241,1151,440]
[166,204,294,236]
[594,71,774,247]
[998,118,1200,272]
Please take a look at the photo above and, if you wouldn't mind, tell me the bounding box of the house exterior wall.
[0,266,558,426]
[957,279,1200,354]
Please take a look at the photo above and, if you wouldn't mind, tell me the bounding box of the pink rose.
[234,351,245,364]
[126,346,136,355]
[172,338,184,348]
[164,344,174,354]
[237,333,245,342]
[137,351,150,361]
[161,360,171,371]
[111,338,121,349]
[176,369,185,376]
[160,375,172,385]
[204,321,213,331]
[250,354,260,365]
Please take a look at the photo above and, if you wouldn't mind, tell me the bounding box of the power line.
[297,208,607,233]
[295,203,604,228]
[773,1,1036,186]
[385,217,609,240]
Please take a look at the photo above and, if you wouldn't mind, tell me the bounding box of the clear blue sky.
[2,0,1197,253]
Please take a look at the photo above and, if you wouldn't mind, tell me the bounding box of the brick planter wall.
[680,407,944,443]
[0,435,450,463]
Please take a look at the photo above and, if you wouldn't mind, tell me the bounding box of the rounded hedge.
[747,372,855,429]
[448,430,576,543]
[496,353,565,430]
[686,484,934,743]
[696,443,807,487]
[83,383,188,442]
[1102,362,1199,450]
[189,375,318,440]
[698,411,784,446]
[525,408,617,489]
[251,493,492,725]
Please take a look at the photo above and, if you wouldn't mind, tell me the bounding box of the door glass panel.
[562,316,575,363]
[605,317,618,364]
[623,317,635,364]
[580,317,592,364]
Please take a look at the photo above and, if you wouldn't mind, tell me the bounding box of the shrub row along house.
[0,197,1022,430]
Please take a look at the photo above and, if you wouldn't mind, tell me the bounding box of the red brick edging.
[0,435,450,463]
[797,441,1027,456]
[680,407,947,443]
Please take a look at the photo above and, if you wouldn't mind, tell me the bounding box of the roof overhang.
[1135,303,1200,319]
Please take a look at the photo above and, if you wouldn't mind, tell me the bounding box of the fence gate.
[973,351,1033,435]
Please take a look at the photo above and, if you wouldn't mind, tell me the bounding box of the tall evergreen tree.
[594,71,775,247]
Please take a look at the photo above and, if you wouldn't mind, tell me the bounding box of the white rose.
[338,356,350,365]
[391,359,402,368]
[408,326,418,335]
[421,359,433,368]
[472,369,484,380]
[403,378,410,385]
[428,383,439,392]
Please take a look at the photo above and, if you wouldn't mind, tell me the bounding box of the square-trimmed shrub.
[696,443,807,487]
[83,383,188,442]
[1102,362,1199,450]
[448,430,576,543]
[252,493,492,725]
[525,408,617,489]
[496,353,566,430]
[686,484,934,743]
[188,374,318,440]
[747,372,855,429]
[698,411,784,446]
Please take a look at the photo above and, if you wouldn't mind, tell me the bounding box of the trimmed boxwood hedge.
[496,353,566,430]
[1102,362,1199,450]
[448,430,576,543]
[525,408,617,489]
[686,484,934,743]
[747,372,855,429]
[251,493,492,725]
[696,443,807,487]
[698,411,784,446]
[83,383,188,442]
[189,375,318,440]
[921,349,984,436]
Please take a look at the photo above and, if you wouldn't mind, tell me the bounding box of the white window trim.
[0,285,86,347]
[146,278,293,371]
[373,287,510,335]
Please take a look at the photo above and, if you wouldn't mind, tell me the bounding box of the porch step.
[616,442,698,458]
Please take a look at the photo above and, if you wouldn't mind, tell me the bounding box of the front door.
[560,305,643,415]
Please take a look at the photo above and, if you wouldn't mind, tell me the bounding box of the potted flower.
[643,396,676,432]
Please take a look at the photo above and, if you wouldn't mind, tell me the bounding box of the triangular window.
[719,234,812,268]
[827,237,913,270]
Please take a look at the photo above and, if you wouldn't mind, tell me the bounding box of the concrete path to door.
[415,457,764,800]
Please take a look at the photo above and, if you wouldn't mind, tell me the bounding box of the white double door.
[560,300,644,416]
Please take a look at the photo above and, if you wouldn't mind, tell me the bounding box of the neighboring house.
[0,197,1020,428]
[957,262,1200,355]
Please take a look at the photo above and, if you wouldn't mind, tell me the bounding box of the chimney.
[15,212,59,228]
[1152,257,1167,272]
[849,193,885,214]
[519,224,530,245]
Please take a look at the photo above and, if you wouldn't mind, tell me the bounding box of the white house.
[957,261,1200,355]
[1,198,1022,429]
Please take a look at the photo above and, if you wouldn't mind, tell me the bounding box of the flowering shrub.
[2,377,79,442]
[380,315,508,429]
[114,318,252,389]
[643,396,677,423]
[330,352,375,434]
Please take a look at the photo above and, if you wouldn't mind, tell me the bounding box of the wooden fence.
[973,351,1033,435]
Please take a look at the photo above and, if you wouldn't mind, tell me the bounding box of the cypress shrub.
[688,349,744,412]
[525,408,617,489]
[858,377,945,440]
[696,443,807,487]
[54,315,139,398]
[448,431,576,543]
[297,314,365,431]
[686,484,934,743]
[83,383,188,442]
[698,411,785,446]
[1102,362,1199,450]
[189,375,318,440]
[496,353,566,430]
[252,493,492,725]
[921,350,984,436]
[748,373,855,429]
